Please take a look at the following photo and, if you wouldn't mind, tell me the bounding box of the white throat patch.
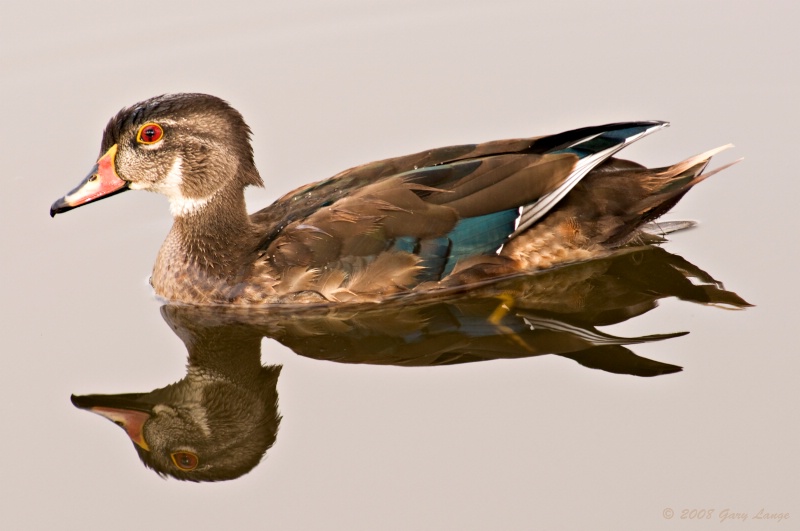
[153,156,211,217]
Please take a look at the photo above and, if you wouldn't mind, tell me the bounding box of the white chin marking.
[153,156,210,217]
[170,196,210,218]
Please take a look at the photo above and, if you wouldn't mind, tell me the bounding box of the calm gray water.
[2,1,797,529]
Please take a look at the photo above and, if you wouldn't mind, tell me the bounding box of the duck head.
[50,93,262,218]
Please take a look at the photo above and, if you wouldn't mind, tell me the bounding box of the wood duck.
[50,93,736,305]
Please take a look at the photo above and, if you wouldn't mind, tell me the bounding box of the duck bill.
[50,144,128,217]
[71,393,151,451]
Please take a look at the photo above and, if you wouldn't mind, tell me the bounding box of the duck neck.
[156,183,259,290]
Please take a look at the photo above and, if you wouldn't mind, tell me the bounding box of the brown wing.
[263,152,577,273]
[249,136,548,242]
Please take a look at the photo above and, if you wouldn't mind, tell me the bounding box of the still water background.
[2,1,797,529]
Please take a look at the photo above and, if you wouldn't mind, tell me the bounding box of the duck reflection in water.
[71,246,749,481]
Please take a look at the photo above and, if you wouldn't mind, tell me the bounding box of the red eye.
[170,451,198,470]
[137,123,164,144]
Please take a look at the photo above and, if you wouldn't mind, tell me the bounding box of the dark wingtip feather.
[528,121,668,154]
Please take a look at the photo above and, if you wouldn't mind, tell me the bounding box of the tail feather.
[667,144,735,183]
[639,220,697,243]
[604,145,738,246]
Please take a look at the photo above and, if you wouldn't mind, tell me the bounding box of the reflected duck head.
[50,93,262,218]
[71,366,281,482]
